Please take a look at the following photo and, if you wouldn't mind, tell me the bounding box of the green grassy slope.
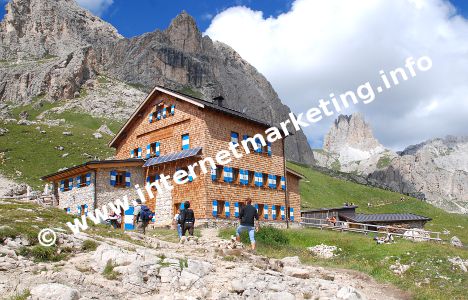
[288,162,468,243]
[0,103,123,188]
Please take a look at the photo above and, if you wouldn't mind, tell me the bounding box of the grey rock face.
[0,1,314,164]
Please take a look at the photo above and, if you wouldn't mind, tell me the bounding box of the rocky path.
[0,228,409,300]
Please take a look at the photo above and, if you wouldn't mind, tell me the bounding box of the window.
[262,173,268,188]
[80,204,86,216]
[276,175,282,190]
[63,179,71,191]
[115,171,126,187]
[232,168,240,184]
[275,206,281,220]
[79,174,86,187]
[257,204,265,220]
[215,165,223,181]
[131,147,139,158]
[150,142,160,157]
[248,171,255,186]
[231,132,239,144]
[217,200,226,217]
[182,134,190,150]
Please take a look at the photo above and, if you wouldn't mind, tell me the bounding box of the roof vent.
[213,95,224,107]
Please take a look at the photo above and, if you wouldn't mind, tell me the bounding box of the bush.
[18,245,67,262]
[81,240,98,252]
[102,259,119,280]
[256,226,289,247]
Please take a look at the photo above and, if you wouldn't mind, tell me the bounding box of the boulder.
[283,266,310,279]
[307,244,338,259]
[62,131,73,136]
[30,283,80,300]
[0,128,8,136]
[336,286,363,300]
[280,256,301,267]
[93,132,103,139]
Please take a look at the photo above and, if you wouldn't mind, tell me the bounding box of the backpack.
[140,205,154,222]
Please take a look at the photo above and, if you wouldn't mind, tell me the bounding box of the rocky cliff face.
[0,0,314,164]
[315,114,468,214]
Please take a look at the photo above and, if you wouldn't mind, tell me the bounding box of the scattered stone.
[56,146,64,151]
[4,183,28,196]
[0,128,9,136]
[30,283,80,300]
[450,236,463,248]
[307,244,338,259]
[62,153,69,158]
[448,257,468,272]
[280,256,301,267]
[19,111,29,120]
[40,130,46,134]
[403,229,430,242]
[93,132,103,139]
[97,124,114,135]
[17,119,35,125]
[389,261,410,276]
[283,266,310,279]
[336,286,363,300]
[62,131,73,136]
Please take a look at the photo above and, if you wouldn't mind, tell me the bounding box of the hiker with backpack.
[133,199,154,235]
[180,201,195,236]
[236,198,259,251]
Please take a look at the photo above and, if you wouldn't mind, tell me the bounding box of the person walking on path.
[236,198,259,250]
[133,199,154,235]
[180,201,195,236]
[174,203,184,239]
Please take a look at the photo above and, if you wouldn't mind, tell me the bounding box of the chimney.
[213,95,224,107]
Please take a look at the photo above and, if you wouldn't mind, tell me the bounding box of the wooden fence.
[300,217,442,242]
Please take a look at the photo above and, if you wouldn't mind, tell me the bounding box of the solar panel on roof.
[143,147,202,167]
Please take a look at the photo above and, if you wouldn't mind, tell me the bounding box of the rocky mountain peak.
[0,0,122,59]
[165,11,203,53]
[324,113,384,156]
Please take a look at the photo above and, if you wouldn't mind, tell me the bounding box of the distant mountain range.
[314,113,468,214]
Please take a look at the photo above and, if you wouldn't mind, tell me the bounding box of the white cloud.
[205,0,468,150]
[76,0,113,16]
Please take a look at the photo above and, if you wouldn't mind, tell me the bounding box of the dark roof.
[301,206,358,213]
[143,147,203,167]
[109,86,273,148]
[42,159,144,181]
[160,86,273,128]
[340,213,431,223]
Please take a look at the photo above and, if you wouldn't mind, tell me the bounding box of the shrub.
[256,226,289,247]
[7,289,31,300]
[18,245,67,262]
[102,259,119,280]
[81,240,98,252]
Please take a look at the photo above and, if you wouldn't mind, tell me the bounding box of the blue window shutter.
[239,169,243,185]
[170,104,175,115]
[182,134,189,150]
[188,172,193,182]
[125,172,131,187]
[124,206,135,230]
[243,134,248,141]
[231,132,239,144]
[146,144,151,159]
[86,173,91,186]
[77,205,81,216]
[281,206,285,220]
[76,176,81,188]
[290,207,294,221]
[267,142,272,156]
[155,142,160,156]
[69,178,73,191]
[130,149,134,158]
[211,167,216,181]
[272,205,276,219]
[66,207,71,214]
[110,170,116,186]
[155,174,160,180]
[137,147,142,158]
[244,170,249,185]
[84,204,88,216]
[255,138,262,153]
[234,202,239,218]
[148,113,153,123]
[264,204,269,219]
[224,166,229,182]
[281,176,286,190]
[254,203,259,211]
[162,107,167,118]
[212,200,218,217]
[146,176,150,183]
[157,110,161,120]
[225,202,230,218]
[60,180,65,192]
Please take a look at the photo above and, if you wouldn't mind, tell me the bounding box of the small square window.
[115,171,126,187]
[231,132,239,144]
[79,174,86,187]
[232,168,240,184]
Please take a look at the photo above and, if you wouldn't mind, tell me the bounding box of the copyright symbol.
[38,228,57,247]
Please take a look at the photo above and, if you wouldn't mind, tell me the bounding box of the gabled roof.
[340,213,431,223]
[109,86,272,148]
[41,159,144,182]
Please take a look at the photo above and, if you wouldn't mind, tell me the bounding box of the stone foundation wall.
[154,186,173,226]
[56,172,95,215]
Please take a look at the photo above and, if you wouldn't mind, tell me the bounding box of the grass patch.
[102,259,119,280]
[219,227,468,300]
[377,155,391,169]
[0,109,122,188]
[17,245,68,262]
[7,289,31,300]
[179,258,188,270]
[81,239,98,252]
